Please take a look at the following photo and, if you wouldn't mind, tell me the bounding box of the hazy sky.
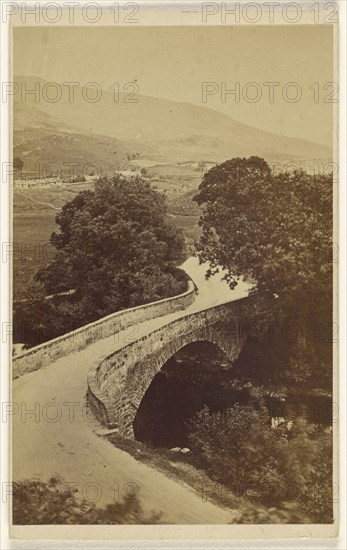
[13,25,334,146]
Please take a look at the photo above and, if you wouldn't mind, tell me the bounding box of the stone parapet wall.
[12,280,195,379]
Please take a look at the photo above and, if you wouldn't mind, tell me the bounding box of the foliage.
[14,175,186,346]
[194,156,333,389]
[231,324,332,392]
[13,281,57,346]
[194,156,332,307]
[187,404,333,523]
[187,403,283,492]
[13,477,162,524]
[13,156,24,171]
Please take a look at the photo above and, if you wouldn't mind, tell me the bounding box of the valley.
[14,75,332,175]
[12,73,333,301]
[12,74,333,301]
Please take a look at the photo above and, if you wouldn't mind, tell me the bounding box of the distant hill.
[13,88,157,177]
[14,124,139,178]
[14,75,332,168]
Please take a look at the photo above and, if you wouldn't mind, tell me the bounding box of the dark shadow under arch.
[133,340,251,448]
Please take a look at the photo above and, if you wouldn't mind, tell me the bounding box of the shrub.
[13,477,162,525]
[187,404,333,522]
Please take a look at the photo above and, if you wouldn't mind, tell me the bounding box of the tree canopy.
[14,175,186,346]
[194,156,333,389]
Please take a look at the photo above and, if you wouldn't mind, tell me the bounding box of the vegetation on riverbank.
[106,405,332,525]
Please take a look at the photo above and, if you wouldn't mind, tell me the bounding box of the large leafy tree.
[38,176,185,307]
[194,157,333,389]
[15,175,186,346]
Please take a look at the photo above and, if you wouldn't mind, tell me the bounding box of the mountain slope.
[13,75,332,165]
[13,100,158,177]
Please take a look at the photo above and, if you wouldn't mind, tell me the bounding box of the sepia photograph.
[0,0,343,543]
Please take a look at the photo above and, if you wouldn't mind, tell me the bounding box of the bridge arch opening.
[133,340,251,448]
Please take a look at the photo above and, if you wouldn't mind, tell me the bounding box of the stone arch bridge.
[87,292,264,438]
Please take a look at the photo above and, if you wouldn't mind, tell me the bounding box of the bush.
[13,477,162,525]
[187,404,333,522]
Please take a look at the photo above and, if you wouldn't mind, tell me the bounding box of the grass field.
[170,215,199,230]
[13,183,95,299]
[13,212,58,300]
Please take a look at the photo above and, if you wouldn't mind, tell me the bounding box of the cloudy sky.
[13,24,334,146]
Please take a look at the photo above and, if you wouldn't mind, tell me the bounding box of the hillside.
[14,126,137,178]
[14,75,332,166]
[13,97,157,177]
